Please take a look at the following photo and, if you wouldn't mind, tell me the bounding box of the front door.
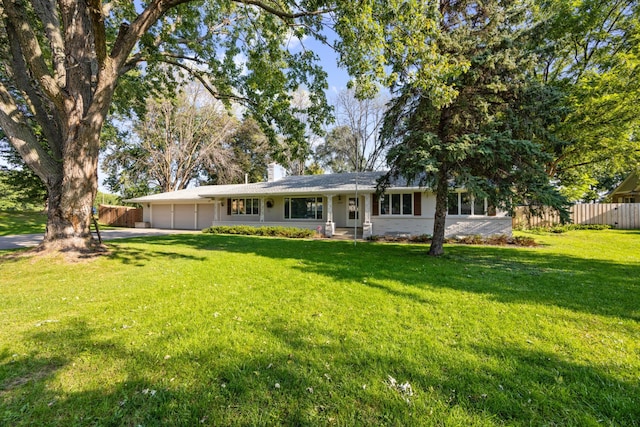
[347,197,362,227]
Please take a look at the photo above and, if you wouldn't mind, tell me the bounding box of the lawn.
[1,230,638,426]
[0,210,47,236]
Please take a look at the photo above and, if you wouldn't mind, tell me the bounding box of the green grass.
[1,230,639,426]
[0,210,47,235]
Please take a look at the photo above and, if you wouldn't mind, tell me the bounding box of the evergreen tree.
[381,0,569,256]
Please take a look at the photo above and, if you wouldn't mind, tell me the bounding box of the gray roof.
[127,171,422,203]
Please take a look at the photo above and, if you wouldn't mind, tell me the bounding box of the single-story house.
[609,170,640,203]
[127,164,511,238]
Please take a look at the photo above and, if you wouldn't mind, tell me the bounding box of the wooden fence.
[513,203,640,229]
[98,204,143,227]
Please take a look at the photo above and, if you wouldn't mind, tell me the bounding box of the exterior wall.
[144,192,512,236]
[372,217,434,236]
[142,206,151,222]
[371,216,511,237]
[444,217,512,237]
[371,192,512,237]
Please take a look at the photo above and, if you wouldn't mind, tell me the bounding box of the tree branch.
[87,0,108,67]
[31,0,66,86]
[110,0,192,67]
[4,9,64,159]
[233,0,332,20]
[0,82,61,184]
[2,0,66,110]
[158,57,255,106]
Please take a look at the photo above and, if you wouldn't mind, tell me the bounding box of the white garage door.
[174,204,196,229]
[197,204,214,229]
[152,204,172,229]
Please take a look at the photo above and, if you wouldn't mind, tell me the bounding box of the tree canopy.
[533,0,640,200]
[380,0,570,255]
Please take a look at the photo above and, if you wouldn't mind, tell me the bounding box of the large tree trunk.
[41,126,101,252]
[0,0,180,256]
[429,167,449,256]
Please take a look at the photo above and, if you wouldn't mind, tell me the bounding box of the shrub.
[526,224,612,234]
[511,235,537,247]
[445,234,538,247]
[409,234,432,243]
[203,225,315,239]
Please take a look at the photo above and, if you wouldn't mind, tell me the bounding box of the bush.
[525,224,612,234]
[203,225,315,239]
[409,234,432,243]
[443,234,537,247]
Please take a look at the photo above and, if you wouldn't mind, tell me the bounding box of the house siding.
[132,176,512,236]
[370,217,511,237]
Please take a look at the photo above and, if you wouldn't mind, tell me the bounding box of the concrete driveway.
[0,228,200,250]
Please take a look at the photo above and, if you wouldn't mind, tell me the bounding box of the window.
[284,197,323,220]
[231,198,259,215]
[448,192,487,216]
[380,193,413,215]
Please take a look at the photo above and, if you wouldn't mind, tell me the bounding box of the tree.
[102,83,238,196]
[224,117,271,184]
[533,0,640,200]
[380,0,569,256]
[315,125,359,173]
[0,1,316,252]
[0,0,444,254]
[315,89,389,173]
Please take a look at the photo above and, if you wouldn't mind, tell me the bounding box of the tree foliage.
[224,117,271,184]
[533,0,640,200]
[380,0,569,256]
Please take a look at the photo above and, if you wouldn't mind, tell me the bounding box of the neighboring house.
[127,164,511,238]
[609,170,640,203]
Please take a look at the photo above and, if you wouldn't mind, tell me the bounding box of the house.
[126,164,512,238]
[609,170,640,203]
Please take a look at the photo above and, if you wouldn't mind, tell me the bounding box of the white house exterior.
[127,166,511,238]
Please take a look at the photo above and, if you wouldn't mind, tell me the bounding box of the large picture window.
[448,192,488,216]
[231,198,260,215]
[284,197,323,220]
[380,193,413,215]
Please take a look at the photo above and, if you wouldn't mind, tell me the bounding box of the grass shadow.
[130,233,640,321]
[4,311,637,425]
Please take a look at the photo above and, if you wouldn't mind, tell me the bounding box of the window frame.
[379,192,414,216]
[284,196,324,220]
[231,198,260,216]
[448,191,489,216]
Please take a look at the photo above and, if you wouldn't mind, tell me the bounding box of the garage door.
[174,204,196,229]
[197,204,214,229]
[152,204,172,229]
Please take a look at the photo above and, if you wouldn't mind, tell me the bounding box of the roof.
[126,171,422,203]
[610,170,640,197]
